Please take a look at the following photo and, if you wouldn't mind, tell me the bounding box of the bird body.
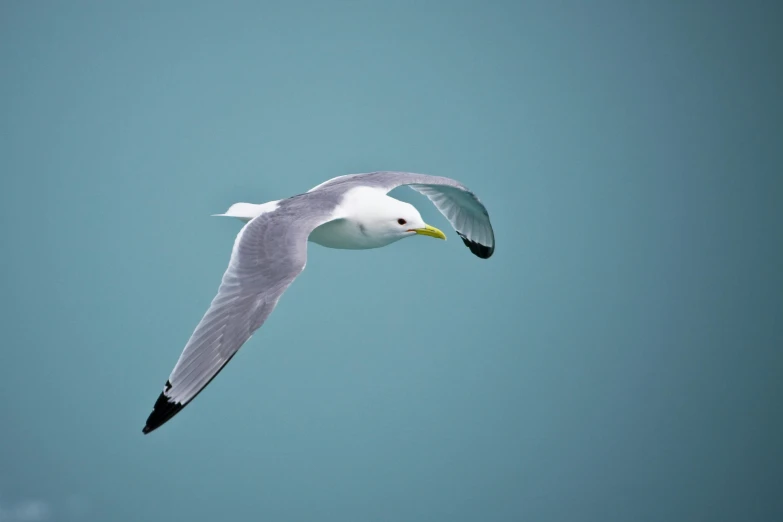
[142,171,495,434]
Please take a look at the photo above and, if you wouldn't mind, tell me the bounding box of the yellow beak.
[411,224,447,240]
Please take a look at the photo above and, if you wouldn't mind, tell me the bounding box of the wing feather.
[142,198,334,434]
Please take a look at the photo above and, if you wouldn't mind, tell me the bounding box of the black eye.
[397,218,407,225]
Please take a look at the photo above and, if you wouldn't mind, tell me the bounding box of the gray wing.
[142,197,333,434]
[314,171,495,258]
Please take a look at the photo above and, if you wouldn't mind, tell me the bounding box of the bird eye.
[397,218,407,225]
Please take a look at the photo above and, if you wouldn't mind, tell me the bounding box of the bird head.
[359,196,447,244]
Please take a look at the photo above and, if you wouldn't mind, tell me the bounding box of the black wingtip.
[142,380,184,435]
[457,232,494,259]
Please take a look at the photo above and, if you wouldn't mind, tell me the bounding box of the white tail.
[212,201,279,223]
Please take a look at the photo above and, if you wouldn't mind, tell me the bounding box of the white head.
[349,193,447,248]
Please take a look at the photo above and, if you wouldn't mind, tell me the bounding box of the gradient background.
[1,1,781,521]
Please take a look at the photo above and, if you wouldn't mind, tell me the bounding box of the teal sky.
[1,1,781,521]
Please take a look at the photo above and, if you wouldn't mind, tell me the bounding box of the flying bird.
[142,171,495,434]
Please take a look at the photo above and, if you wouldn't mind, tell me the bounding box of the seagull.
[142,171,495,434]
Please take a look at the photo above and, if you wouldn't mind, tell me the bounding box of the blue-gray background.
[1,1,781,521]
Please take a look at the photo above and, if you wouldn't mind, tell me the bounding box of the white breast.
[308,218,396,250]
[308,186,403,250]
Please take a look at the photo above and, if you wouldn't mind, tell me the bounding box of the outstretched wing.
[313,171,495,259]
[142,197,334,434]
